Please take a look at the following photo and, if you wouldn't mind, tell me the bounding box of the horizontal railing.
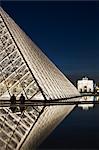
[0,94,98,107]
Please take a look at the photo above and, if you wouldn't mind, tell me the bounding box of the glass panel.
[16,125,26,135]
[0,82,7,96]
[0,57,10,70]
[12,57,24,71]
[0,28,8,38]
[9,50,19,62]
[25,82,39,99]
[5,73,18,88]
[5,45,16,55]
[20,73,33,89]
[2,65,14,79]
[0,50,7,62]
[10,83,23,96]
[8,139,17,148]
[25,117,33,124]
[16,64,28,80]
[5,116,16,127]
[0,139,5,148]
[12,133,21,143]
[0,131,8,141]
[3,124,12,134]
[28,111,38,121]
[3,38,13,50]
[0,109,7,115]
[1,33,9,43]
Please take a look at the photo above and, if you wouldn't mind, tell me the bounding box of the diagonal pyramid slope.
[0,7,79,100]
[0,7,80,150]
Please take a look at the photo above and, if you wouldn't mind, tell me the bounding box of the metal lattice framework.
[0,7,80,150]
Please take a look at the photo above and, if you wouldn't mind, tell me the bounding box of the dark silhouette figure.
[19,94,25,113]
[10,94,16,113]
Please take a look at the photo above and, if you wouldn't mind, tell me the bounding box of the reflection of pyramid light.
[97,96,99,101]
[78,96,94,110]
[0,7,80,150]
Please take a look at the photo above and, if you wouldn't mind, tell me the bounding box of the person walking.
[10,94,16,113]
[19,93,25,113]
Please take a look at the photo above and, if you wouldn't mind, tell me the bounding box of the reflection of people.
[19,94,25,113]
[10,94,16,113]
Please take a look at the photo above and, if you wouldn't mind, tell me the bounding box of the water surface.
[39,96,99,149]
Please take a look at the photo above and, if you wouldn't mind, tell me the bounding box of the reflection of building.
[77,77,94,93]
[78,96,94,110]
[0,7,80,150]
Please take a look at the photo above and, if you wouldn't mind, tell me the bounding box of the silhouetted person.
[19,94,25,113]
[10,94,16,113]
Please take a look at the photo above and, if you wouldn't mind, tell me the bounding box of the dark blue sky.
[1,1,99,82]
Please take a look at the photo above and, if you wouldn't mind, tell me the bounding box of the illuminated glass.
[0,7,80,150]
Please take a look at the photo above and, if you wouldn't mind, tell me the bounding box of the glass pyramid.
[0,7,80,150]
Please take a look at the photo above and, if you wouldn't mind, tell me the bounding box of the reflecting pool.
[39,96,99,149]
